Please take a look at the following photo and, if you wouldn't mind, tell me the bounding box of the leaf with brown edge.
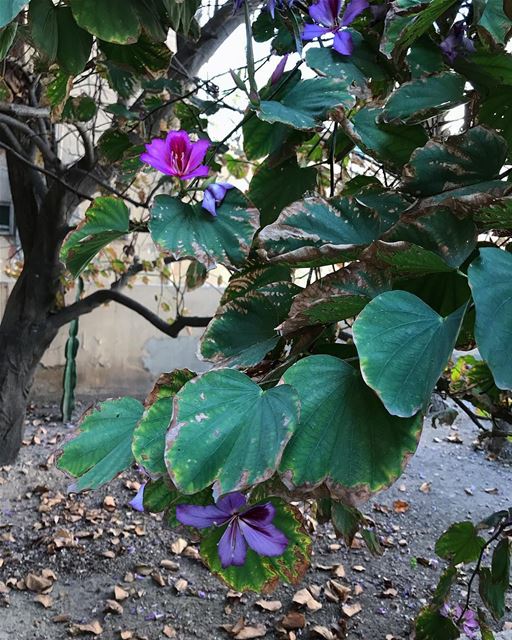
[132,369,196,476]
[200,499,311,593]
[278,262,391,336]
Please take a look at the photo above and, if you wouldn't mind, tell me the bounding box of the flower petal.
[241,502,276,527]
[129,483,146,512]
[302,23,332,40]
[186,139,210,172]
[333,29,353,55]
[140,152,175,175]
[166,129,192,152]
[216,492,247,515]
[239,519,288,557]
[341,0,369,26]
[217,521,248,567]
[309,0,341,27]
[176,503,230,528]
[180,165,210,180]
[202,189,218,216]
[271,54,289,84]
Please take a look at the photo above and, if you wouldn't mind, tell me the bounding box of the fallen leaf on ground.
[392,500,409,513]
[311,626,336,640]
[279,612,306,630]
[292,588,322,611]
[105,599,124,614]
[114,585,130,601]
[25,573,53,593]
[332,564,345,578]
[68,620,103,636]
[419,482,431,493]
[34,593,53,608]
[170,538,188,554]
[163,625,177,638]
[255,600,282,612]
[234,625,266,639]
[342,603,362,618]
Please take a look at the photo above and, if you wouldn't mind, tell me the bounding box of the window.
[0,202,13,235]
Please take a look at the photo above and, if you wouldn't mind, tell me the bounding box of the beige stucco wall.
[1,279,221,401]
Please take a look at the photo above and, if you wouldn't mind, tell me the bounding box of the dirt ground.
[0,401,511,640]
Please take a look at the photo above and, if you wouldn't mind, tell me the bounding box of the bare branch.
[0,113,58,164]
[74,123,95,169]
[49,288,211,337]
[0,101,50,118]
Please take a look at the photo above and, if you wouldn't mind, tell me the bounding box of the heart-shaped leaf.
[150,189,259,269]
[0,0,29,29]
[57,397,143,491]
[468,248,512,390]
[200,498,311,593]
[165,370,300,496]
[132,369,196,476]
[353,291,466,416]
[71,0,140,44]
[279,355,422,501]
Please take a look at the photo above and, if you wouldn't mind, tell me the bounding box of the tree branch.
[0,101,50,118]
[49,288,211,337]
[0,113,58,164]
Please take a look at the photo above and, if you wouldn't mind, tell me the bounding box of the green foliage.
[61,197,130,277]
[166,369,300,496]
[57,398,143,491]
[479,539,510,619]
[0,0,29,29]
[201,498,311,592]
[435,522,486,564]
[150,190,259,269]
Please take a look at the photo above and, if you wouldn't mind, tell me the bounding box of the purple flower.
[302,0,369,56]
[440,21,475,64]
[176,492,288,568]
[271,54,289,84]
[129,483,146,512]
[140,130,209,180]
[201,182,234,217]
[440,603,479,639]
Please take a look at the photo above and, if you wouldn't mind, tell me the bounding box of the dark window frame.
[0,201,14,236]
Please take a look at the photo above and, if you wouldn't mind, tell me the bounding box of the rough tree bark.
[0,3,247,465]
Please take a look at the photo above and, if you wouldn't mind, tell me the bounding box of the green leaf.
[384,208,477,269]
[406,36,444,78]
[381,72,466,124]
[431,565,458,607]
[478,0,511,45]
[435,521,486,564]
[468,248,512,390]
[393,0,460,56]
[165,369,300,495]
[150,189,259,269]
[279,355,421,500]
[185,260,208,291]
[43,69,72,115]
[61,197,130,277]
[456,51,512,88]
[402,126,508,197]
[200,282,300,368]
[249,155,317,226]
[415,608,460,640]
[305,31,388,90]
[71,0,140,44]
[62,95,97,122]
[143,477,178,513]
[200,498,311,592]
[220,265,291,304]
[29,0,57,60]
[362,241,457,277]
[57,397,143,492]
[479,87,512,160]
[279,262,391,336]
[98,129,131,162]
[257,195,402,267]
[0,0,28,29]
[347,106,428,168]
[479,539,510,620]
[0,23,17,61]
[163,0,199,36]
[331,501,364,545]
[132,369,196,476]
[474,198,512,230]
[99,36,172,76]
[56,7,93,76]
[353,291,466,417]
[257,78,354,130]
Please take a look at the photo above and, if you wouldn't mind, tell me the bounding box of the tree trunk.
[0,276,61,464]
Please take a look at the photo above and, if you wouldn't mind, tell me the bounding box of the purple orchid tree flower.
[440,21,475,64]
[140,130,209,180]
[440,603,479,639]
[302,0,369,56]
[176,492,288,568]
[271,53,289,84]
[129,482,146,512]
[202,182,234,216]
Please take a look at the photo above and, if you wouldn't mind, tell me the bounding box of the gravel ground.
[0,400,511,640]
